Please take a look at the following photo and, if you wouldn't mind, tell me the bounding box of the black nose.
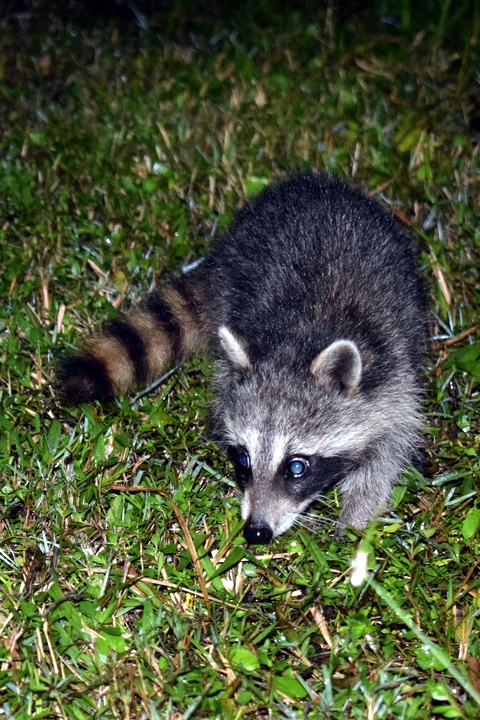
[243,521,273,545]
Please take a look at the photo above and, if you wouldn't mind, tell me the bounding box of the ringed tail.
[59,277,206,403]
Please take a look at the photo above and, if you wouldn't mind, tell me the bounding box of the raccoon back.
[201,172,427,391]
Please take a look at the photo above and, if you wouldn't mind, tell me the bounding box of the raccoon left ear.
[218,325,251,370]
[310,340,362,394]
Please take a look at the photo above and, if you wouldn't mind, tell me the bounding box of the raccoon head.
[215,326,365,544]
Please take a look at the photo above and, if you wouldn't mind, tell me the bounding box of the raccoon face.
[215,326,366,544]
[228,445,353,543]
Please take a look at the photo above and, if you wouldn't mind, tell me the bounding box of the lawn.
[0,1,479,717]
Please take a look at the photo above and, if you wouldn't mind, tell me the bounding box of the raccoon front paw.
[333,522,347,540]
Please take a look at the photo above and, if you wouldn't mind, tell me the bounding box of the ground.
[0,1,479,718]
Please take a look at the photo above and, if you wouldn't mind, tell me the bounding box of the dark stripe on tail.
[174,275,202,322]
[144,291,183,357]
[59,354,114,403]
[105,318,148,384]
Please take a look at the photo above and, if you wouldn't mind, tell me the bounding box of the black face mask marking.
[277,454,355,501]
[228,442,354,501]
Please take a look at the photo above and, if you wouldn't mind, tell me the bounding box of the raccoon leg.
[336,447,404,532]
[59,275,207,403]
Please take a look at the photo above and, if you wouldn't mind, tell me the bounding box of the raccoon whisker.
[291,509,336,532]
[312,494,337,512]
[292,516,334,534]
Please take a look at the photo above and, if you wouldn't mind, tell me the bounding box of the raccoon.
[59,172,428,544]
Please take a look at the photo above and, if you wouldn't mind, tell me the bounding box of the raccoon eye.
[238,450,250,469]
[287,457,309,478]
[227,446,251,490]
[227,446,250,472]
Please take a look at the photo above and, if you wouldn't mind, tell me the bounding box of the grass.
[0,0,479,717]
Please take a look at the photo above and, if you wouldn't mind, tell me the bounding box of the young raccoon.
[60,172,428,544]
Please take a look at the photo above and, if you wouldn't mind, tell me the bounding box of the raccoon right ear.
[310,340,362,394]
[218,325,251,371]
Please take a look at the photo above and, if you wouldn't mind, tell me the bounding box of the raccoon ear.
[310,340,362,394]
[218,325,251,370]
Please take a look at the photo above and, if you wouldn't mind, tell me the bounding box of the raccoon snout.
[243,520,273,545]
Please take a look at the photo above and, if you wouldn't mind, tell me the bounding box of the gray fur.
[60,172,428,543]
